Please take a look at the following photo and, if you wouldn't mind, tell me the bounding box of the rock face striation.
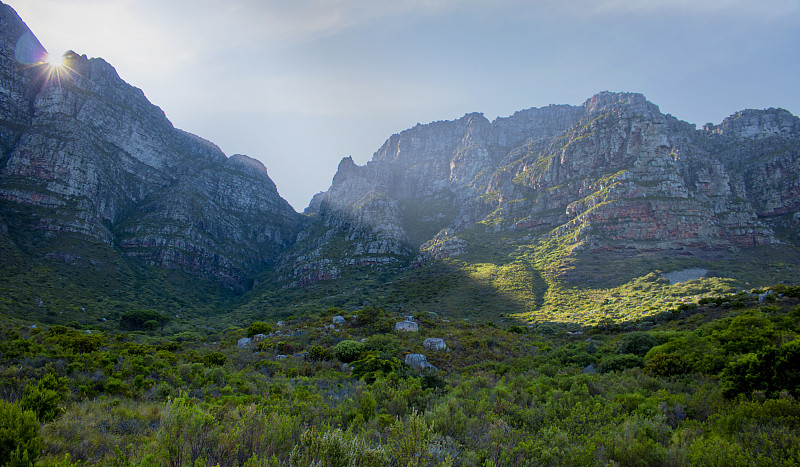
[0,3,304,287]
[2,3,799,294]
[293,92,799,284]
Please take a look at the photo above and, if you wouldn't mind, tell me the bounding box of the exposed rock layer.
[2,3,799,291]
[298,92,798,283]
[0,3,304,287]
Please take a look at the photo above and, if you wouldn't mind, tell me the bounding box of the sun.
[45,52,65,68]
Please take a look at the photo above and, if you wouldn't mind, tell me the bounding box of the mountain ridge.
[290,91,798,291]
[1,1,799,326]
[0,2,304,288]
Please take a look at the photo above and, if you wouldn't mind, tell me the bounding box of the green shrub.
[172,331,202,342]
[308,345,332,362]
[289,428,389,466]
[720,340,800,398]
[355,306,380,327]
[364,334,401,357]
[119,309,169,331]
[598,354,644,373]
[617,333,658,356]
[246,322,272,338]
[203,352,227,366]
[332,340,366,363]
[0,400,40,467]
[643,353,689,376]
[716,311,776,354]
[58,334,103,354]
[772,284,800,298]
[389,410,434,466]
[352,354,401,382]
[21,373,63,422]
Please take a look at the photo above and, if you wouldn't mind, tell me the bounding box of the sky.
[5,0,800,211]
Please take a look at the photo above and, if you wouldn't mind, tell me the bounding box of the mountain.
[0,3,304,289]
[1,2,799,326]
[285,92,799,293]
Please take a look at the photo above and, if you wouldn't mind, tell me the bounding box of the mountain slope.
[268,91,800,324]
[0,2,304,289]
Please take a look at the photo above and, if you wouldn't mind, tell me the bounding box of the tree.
[119,309,169,331]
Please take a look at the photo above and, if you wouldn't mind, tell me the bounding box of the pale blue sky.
[6,0,800,210]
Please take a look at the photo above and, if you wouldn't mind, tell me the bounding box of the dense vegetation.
[1,284,800,466]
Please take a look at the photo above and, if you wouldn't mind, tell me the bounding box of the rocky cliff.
[294,91,798,286]
[0,3,304,288]
[2,2,798,295]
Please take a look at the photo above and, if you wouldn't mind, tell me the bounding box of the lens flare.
[45,52,65,68]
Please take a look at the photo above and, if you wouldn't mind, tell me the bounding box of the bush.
[352,354,401,382]
[643,353,689,377]
[0,400,41,466]
[308,345,333,362]
[772,284,800,298]
[332,340,366,363]
[355,306,380,328]
[21,373,63,422]
[598,354,644,373]
[203,352,227,367]
[617,333,658,356]
[720,340,800,398]
[246,322,272,338]
[172,331,202,342]
[364,334,401,357]
[119,309,169,331]
[289,428,389,466]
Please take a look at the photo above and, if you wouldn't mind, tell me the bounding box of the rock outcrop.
[423,338,448,352]
[405,353,437,371]
[291,91,799,284]
[0,3,304,288]
[3,3,799,296]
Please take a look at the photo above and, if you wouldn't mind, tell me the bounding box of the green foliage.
[119,309,169,332]
[643,353,689,377]
[598,354,644,373]
[157,398,302,466]
[308,345,333,362]
[2,252,800,467]
[388,410,434,466]
[202,352,227,366]
[332,340,366,363]
[355,306,380,328]
[363,334,400,357]
[0,400,40,467]
[720,340,800,398]
[715,311,776,354]
[616,332,658,356]
[21,373,63,422]
[352,354,401,382]
[246,322,273,338]
[289,428,389,467]
[772,284,800,298]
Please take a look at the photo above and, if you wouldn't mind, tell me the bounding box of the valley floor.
[1,286,800,466]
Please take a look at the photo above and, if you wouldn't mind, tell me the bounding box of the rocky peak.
[492,104,585,148]
[582,91,662,118]
[0,3,304,288]
[227,154,275,183]
[704,108,800,138]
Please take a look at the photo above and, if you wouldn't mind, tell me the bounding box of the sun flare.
[45,52,64,68]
